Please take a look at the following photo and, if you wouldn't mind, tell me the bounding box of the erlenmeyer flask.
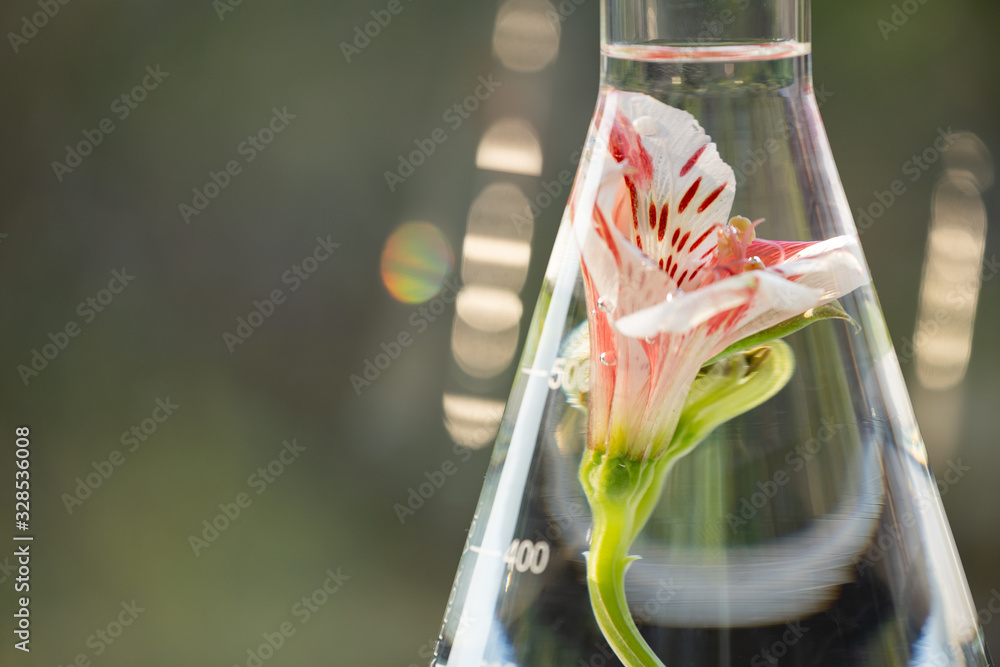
[434,0,993,665]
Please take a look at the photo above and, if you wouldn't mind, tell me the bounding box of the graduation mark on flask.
[468,539,551,575]
[502,539,550,575]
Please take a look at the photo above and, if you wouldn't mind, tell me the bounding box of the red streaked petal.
[747,239,815,266]
[609,110,654,188]
[680,144,707,178]
[678,177,701,213]
[697,183,727,214]
[626,177,640,230]
[688,224,719,253]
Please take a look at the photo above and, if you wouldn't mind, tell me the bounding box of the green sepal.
[705,301,861,366]
[705,301,856,366]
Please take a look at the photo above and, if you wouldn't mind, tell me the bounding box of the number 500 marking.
[502,539,550,575]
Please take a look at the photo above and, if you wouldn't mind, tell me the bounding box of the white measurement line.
[520,366,549,378]
[468,544,503,558]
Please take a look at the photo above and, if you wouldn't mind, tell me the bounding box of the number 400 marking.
[502,539,550,575]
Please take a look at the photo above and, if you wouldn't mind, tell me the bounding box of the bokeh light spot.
[493,0,560,73]
[380,222,454,303]
[476,118,543,176]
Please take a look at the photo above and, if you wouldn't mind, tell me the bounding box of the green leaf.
[704,301,857,367]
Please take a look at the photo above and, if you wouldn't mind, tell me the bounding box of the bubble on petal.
[633,116,657,136]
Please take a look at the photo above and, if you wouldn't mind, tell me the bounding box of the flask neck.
[601,0,810,48]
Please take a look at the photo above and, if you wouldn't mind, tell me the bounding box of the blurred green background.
[0,0,997,665]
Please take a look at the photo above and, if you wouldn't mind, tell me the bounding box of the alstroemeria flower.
[574,91,866,461]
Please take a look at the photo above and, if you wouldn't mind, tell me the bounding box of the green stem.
[581,342,798,666]
[586,476,666,667]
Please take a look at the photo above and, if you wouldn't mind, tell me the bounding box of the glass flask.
[434,0,993,665]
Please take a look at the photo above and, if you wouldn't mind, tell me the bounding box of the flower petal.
[718,237,868,351]
[615,270,822,340]
[578,161,676,318]
[610,93,736,286]
[745,239,814,267]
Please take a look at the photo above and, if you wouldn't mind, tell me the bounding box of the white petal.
[771,236,867,303]
[615,270,824,339]
[572,98,623,306]
[723,236,868,345]
[616,92,735,279]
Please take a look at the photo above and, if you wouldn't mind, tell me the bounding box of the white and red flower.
[573,91,866,460]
